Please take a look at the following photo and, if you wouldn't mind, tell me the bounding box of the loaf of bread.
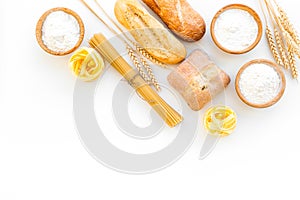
[142,0,206,41]
[114,0,186,64]
[168,50,230,111]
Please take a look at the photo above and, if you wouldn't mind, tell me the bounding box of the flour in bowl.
[238,63,282,105]
[214,9,259,52]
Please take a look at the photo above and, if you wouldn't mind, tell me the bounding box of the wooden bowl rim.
[210,4,263,55]
[235,59,286,108]
[35,7,85,56]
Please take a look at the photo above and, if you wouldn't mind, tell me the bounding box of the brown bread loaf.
[168,49,230,111]
[142,0,206,41]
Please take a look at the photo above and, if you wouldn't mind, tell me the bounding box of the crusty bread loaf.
[168,49,230,111]
[114,0,186,64]
[142,0,206,41]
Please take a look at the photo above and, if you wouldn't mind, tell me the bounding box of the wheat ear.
[126,45,150,83]
[266,26,283,66]
[140,57,161,91]
[287,41,298,79]
[292,45,300,59]
[133,43,167,68]
[276,4,300,46]
[274,27,289,69]
[282,30,300,59]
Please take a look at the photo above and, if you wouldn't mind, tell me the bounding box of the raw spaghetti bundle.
[89,33,183,127]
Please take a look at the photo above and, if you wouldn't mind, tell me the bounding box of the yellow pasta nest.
[204,106,237,136]
[69,47,104,81]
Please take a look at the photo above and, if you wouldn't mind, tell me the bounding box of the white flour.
[238,63,281,105]
[42,11,80,53]
[214,9,258,52]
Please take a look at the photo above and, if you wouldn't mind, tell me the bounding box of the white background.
[1,0,300,199]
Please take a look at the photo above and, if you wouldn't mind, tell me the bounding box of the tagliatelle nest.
[204,106,237,137]
[69,47,105,81]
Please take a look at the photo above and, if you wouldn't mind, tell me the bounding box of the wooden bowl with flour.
[210,4,262,54]
[235,59,286,108]
[36,7,85,56]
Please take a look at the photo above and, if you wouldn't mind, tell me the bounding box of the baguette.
[142,0,206,41]
[114,0,186,64]
[168,50,230,111]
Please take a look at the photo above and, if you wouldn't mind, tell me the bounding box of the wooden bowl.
[235,59,286,108]
[210,4,263,54]
[36,7,85,56]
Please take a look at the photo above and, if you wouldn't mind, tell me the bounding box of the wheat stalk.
[140,57,161,91]
[127,44,161,91]
[274,27,289,69]
[266,26,283,66]
[276,3,300,46]
[282,30,300,59]
[262,0,300,80]
[261,0,284,67]
[126,45,150,83]
[287,41,298,79]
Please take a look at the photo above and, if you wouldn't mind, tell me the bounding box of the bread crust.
[142,0,206,41]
